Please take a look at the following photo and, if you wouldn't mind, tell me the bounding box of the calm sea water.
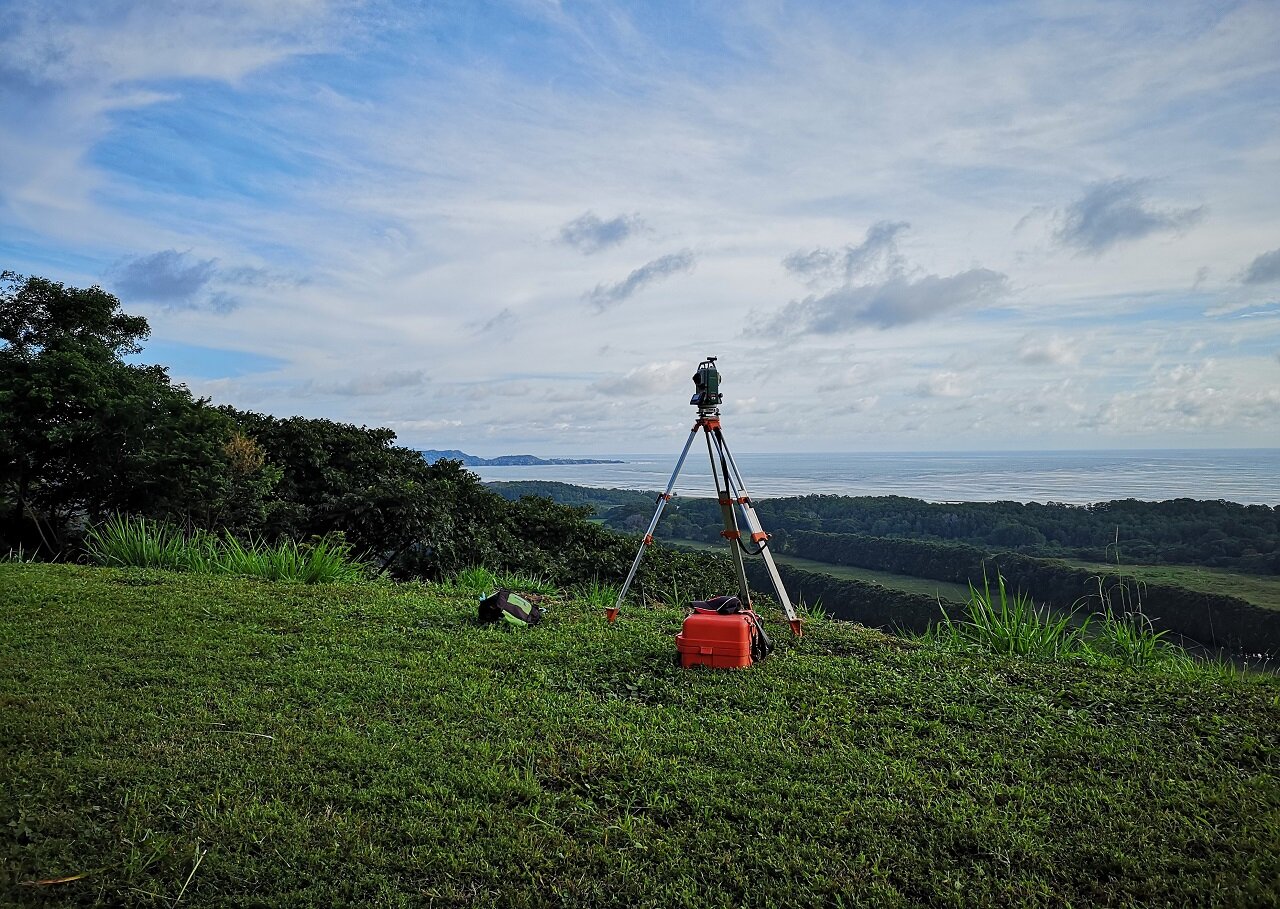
[472,449,1280,506]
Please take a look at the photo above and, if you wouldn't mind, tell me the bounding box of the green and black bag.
[478,588,543,627]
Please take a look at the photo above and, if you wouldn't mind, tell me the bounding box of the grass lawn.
[1065,560,1280,612]
[3,564,1278,907]
[670,539,972,603]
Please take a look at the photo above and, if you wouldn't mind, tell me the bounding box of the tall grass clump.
[84,515,209,571]
[794,596,829,629]
[496,570,557,596]
[577,578,621,611]
[84,516,366,583]
[927,568,1089,660]
[449,565,498,597]
[1080,540,1195,670]
[211,534,366,583]
[1089,606,1179,669]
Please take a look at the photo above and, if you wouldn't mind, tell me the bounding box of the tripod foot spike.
[789,619,803,637]
[605,607,619,623]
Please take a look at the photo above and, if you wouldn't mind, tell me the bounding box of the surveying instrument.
[606,357,802,636]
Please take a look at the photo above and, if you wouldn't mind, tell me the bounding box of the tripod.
[607,358,802,636]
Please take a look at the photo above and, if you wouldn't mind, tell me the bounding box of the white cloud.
[592,361,687,396]
[1016,335,1081,367]
[914,371,971,399]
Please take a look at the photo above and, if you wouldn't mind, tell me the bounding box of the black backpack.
[478,588,544,627]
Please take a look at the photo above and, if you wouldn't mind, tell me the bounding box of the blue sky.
[1,0,1278,454]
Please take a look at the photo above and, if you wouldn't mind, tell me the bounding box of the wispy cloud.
[913,371,972,399]
[1241,248,1280,285]
[559,211,644,254]
[783,221,909,286]
[473,307,518,337]
[585,250,695,312]
[1017,335,1081,367]
[764,223,1009,334]
[1052,178,1205,255]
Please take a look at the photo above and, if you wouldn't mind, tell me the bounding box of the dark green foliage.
[219,410,504,575]
[0,273,240,552]
[601,493,1280,574]
[3,564,1277,907]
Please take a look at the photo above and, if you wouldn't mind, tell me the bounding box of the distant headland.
[420,449,624,467]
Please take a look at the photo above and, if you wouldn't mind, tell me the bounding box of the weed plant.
[577,579,622,611]
[211,534,366,584]
[1080,543,1193,670]
[84,515,202,571]
[920,562,1243,678]
[794,596,828,629]
[929,569,1089,660]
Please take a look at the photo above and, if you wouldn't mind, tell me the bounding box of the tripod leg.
[705,428,753,608]
[712,428,802,635]
[610,424,699,621]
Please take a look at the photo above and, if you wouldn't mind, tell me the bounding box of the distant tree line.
[0,272,733,599]
[486,481,656,512]
[600,493,1280,574]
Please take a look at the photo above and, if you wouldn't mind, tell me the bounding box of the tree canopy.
[1,273,235,549]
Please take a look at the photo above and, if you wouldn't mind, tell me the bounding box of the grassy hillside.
[3,565,1277,908]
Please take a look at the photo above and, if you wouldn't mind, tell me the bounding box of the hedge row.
[784,531,1280,654]
[743,560,953,635]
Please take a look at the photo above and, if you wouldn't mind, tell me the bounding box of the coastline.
[470,448,1280,506]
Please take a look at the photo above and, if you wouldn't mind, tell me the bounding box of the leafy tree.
[0,273,234,551]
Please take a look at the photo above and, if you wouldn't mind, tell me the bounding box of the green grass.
[670,539,972,603]
[3,564,1278,907]
[1066,558,1280,611]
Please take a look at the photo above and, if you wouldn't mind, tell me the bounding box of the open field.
[670,539,972,604]
[1066,560,1280,612]
[3,564,1278,907]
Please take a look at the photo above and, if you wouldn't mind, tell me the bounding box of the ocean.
[471,449,1280,506]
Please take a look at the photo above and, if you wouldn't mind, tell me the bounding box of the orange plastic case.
[676,611,754,669]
